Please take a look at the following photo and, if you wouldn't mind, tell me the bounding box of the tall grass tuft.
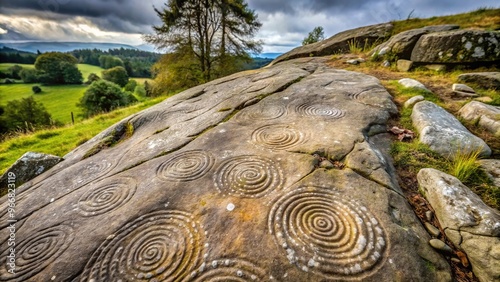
[449,147,482,183]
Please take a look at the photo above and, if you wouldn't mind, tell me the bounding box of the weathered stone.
[459,101,500,136]
[425,210,434,222]
[382,60,391,67]
[372,25,459,60]
[429,239,453,253]
[271,23,393,65]
[411,30,500,63]
[452,83,475,93]
[404,95,425,108]
[425,222,441,237]
[453,90,479,98]
[418,168,500,282]
[423,64,447,72]
[411,101,491,159]
[398,78,430,92]
[346,59,361,65]
[475,96,493,103]
[0,152,62,194]
[0,58,451,281]
[458,72,500,90]
[397,59,413,72]
[478,159,500,187]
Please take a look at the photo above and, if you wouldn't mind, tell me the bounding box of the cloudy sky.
[0,0,498,53]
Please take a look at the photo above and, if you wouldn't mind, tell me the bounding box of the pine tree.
[144,0,261,87]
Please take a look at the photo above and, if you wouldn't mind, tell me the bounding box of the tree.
[79,80,136,116]
[20,68,40,83]
[98,55,124,69]
[34,52,83,84]
[302,26,325,46]
[85,73,101,85]
[144,0,262,86]
[124,79,138,92]
[8,65,23,79]
[3,96,52,131]
[102,66,129,87]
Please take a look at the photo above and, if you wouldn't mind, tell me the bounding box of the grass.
[0,83,87,124]
[450,148,482,183]
[77,64,104,80]
[391,7,500,35]
[0,63,35,73]
[0,96,167,174]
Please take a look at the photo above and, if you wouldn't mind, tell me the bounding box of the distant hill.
[252,53,282,59]
[0,42,153,53]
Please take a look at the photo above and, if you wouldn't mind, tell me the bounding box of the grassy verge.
[391,7,500,34]
[0,96,168,174]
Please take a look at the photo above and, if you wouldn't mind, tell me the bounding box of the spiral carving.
[82,210,203,281]
[156,150,215,182]
[237,106,286,121]
[188,259,266,281]
[215,155,284,198]
[0,225,74,281]
[268,186,387,278]
[252,124,306,150]
[75,159,115,186]
[295,103,345,118]
[77,177,137,217]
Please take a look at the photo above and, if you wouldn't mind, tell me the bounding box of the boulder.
[418,168,500,282]
[423,64,447,72]
[0,152,62,194]
[397,59,413,72]
[411,30,500,63]
[0,58,451,282]
[404,95,425,108]
[411,101,491,158]
[372,25,459,60]
[452,83,475,94]
[459,101,500,136]
[271,23,393,65]
[398,78,430,92]
[458,72,500,90]
[478,159,500,187]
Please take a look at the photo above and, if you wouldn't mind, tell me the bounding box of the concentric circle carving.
[156,150,214,182]
[252,124,306,150]
[295,103,345,118]
[0,225,74,281]
[77,177,137,217]
[82,210,203,281]
[215,155,284,198]
[75,159,115,186]
[189,259,266,281]
[237,106,286,121]
[268,186,387,278]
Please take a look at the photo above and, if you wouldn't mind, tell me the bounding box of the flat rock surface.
[411,101,491,158]
[478,159,500,187]
[458,72,500,90]
[0,58,451,281]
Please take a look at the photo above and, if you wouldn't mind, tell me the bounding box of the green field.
[0,63,153,124]
[0,63,35,73]
[0,83,87,123]
[0,96,168,174]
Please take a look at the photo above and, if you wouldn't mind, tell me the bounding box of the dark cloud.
[0,0,164,33]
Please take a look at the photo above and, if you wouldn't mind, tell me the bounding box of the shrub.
[102,66,129,87]
[124,79,138,92]
[79,80,135,116]
[20,68,40,83]
[85,73,101,85]
[32,85,42,94]
[134,85,146,96]
[2,96,52,132]
[3,78,14,84]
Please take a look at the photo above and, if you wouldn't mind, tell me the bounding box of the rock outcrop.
[372,25,459,60]
[411,101,491,158]
[271,23,393,65]
[0,58,452,281]
[418,168,500,282]
[459,101,500,136]
[411,30,500,63]
[478,159,500,187]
